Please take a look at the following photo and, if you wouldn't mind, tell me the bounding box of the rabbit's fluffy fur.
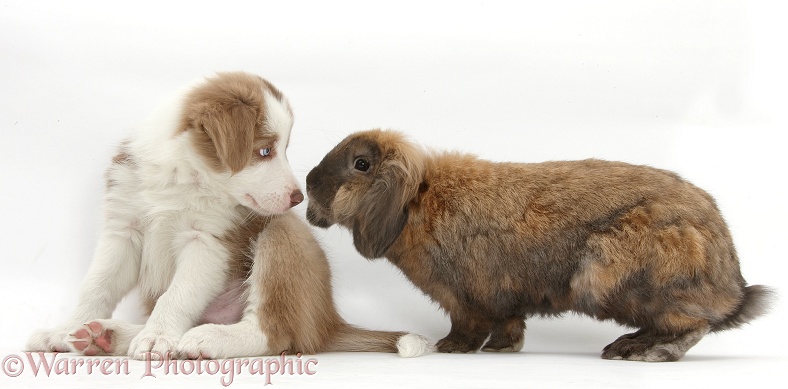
[305,129,773,362]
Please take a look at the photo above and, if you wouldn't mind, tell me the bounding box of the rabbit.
[304,129,773,362]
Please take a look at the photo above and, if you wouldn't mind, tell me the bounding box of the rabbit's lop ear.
[352,143,424,259]
[352,170,409,258]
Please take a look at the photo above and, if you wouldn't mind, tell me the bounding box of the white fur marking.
[396,334,431,358]
[263,91,293,147]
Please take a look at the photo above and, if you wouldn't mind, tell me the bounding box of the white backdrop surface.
[1,1,786,388]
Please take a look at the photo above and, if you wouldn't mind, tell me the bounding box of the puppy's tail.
[711,285,776,332]
[324,324,430,357]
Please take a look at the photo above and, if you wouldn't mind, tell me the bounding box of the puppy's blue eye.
[259,148,271,157]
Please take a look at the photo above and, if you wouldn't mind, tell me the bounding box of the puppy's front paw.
[177,324,225,359]
[27,327,71,353]
[66,321,114,356]
[128,330,180,360]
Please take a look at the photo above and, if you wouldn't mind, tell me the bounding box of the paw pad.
[69,321,113,356]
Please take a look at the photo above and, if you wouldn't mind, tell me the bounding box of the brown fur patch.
[111,140,133,165]
[251,213,405,354]
[105,140,133,190]
[220,206,272,282]
[659,312,709,333]
[324,326,404,353]
[255,214,340,354]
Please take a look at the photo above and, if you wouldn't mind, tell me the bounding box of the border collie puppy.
[27,76,428,359]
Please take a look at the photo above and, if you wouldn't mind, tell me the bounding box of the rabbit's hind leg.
[601,317,709,362]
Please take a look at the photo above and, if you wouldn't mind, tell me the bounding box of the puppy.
[305,129,773,362]
[26,75,427,359]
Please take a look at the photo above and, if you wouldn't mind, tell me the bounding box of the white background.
[1,1,786,388]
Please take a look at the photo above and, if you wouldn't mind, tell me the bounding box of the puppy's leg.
[602,317,710,362]
[127,229,230,360]
[27,217,143,352]
[481,318,526,352]
[177,255,268,359]
[176,316,268,359]
[435,309,492,353]
[177,284,268,359]
[67,319,143,356]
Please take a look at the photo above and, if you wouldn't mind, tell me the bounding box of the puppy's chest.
[134,167,240,245]
[146,192,236,231]
[133,173,241,294]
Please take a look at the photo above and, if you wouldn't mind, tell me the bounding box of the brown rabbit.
[305,129,773,362]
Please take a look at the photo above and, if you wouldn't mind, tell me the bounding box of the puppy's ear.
[352,168,411,259]
[352,140,424,259]
[183,73,264,174]
[199,104,257,174]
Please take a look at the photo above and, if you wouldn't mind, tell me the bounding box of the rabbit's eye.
[354,158,370,172]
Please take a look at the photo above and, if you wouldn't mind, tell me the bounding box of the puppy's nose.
[290,189,304,208]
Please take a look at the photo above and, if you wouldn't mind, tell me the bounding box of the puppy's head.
[306,129,425,258]
[181,72,303,215]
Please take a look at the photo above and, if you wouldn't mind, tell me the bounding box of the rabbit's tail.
[711,285,775,332]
